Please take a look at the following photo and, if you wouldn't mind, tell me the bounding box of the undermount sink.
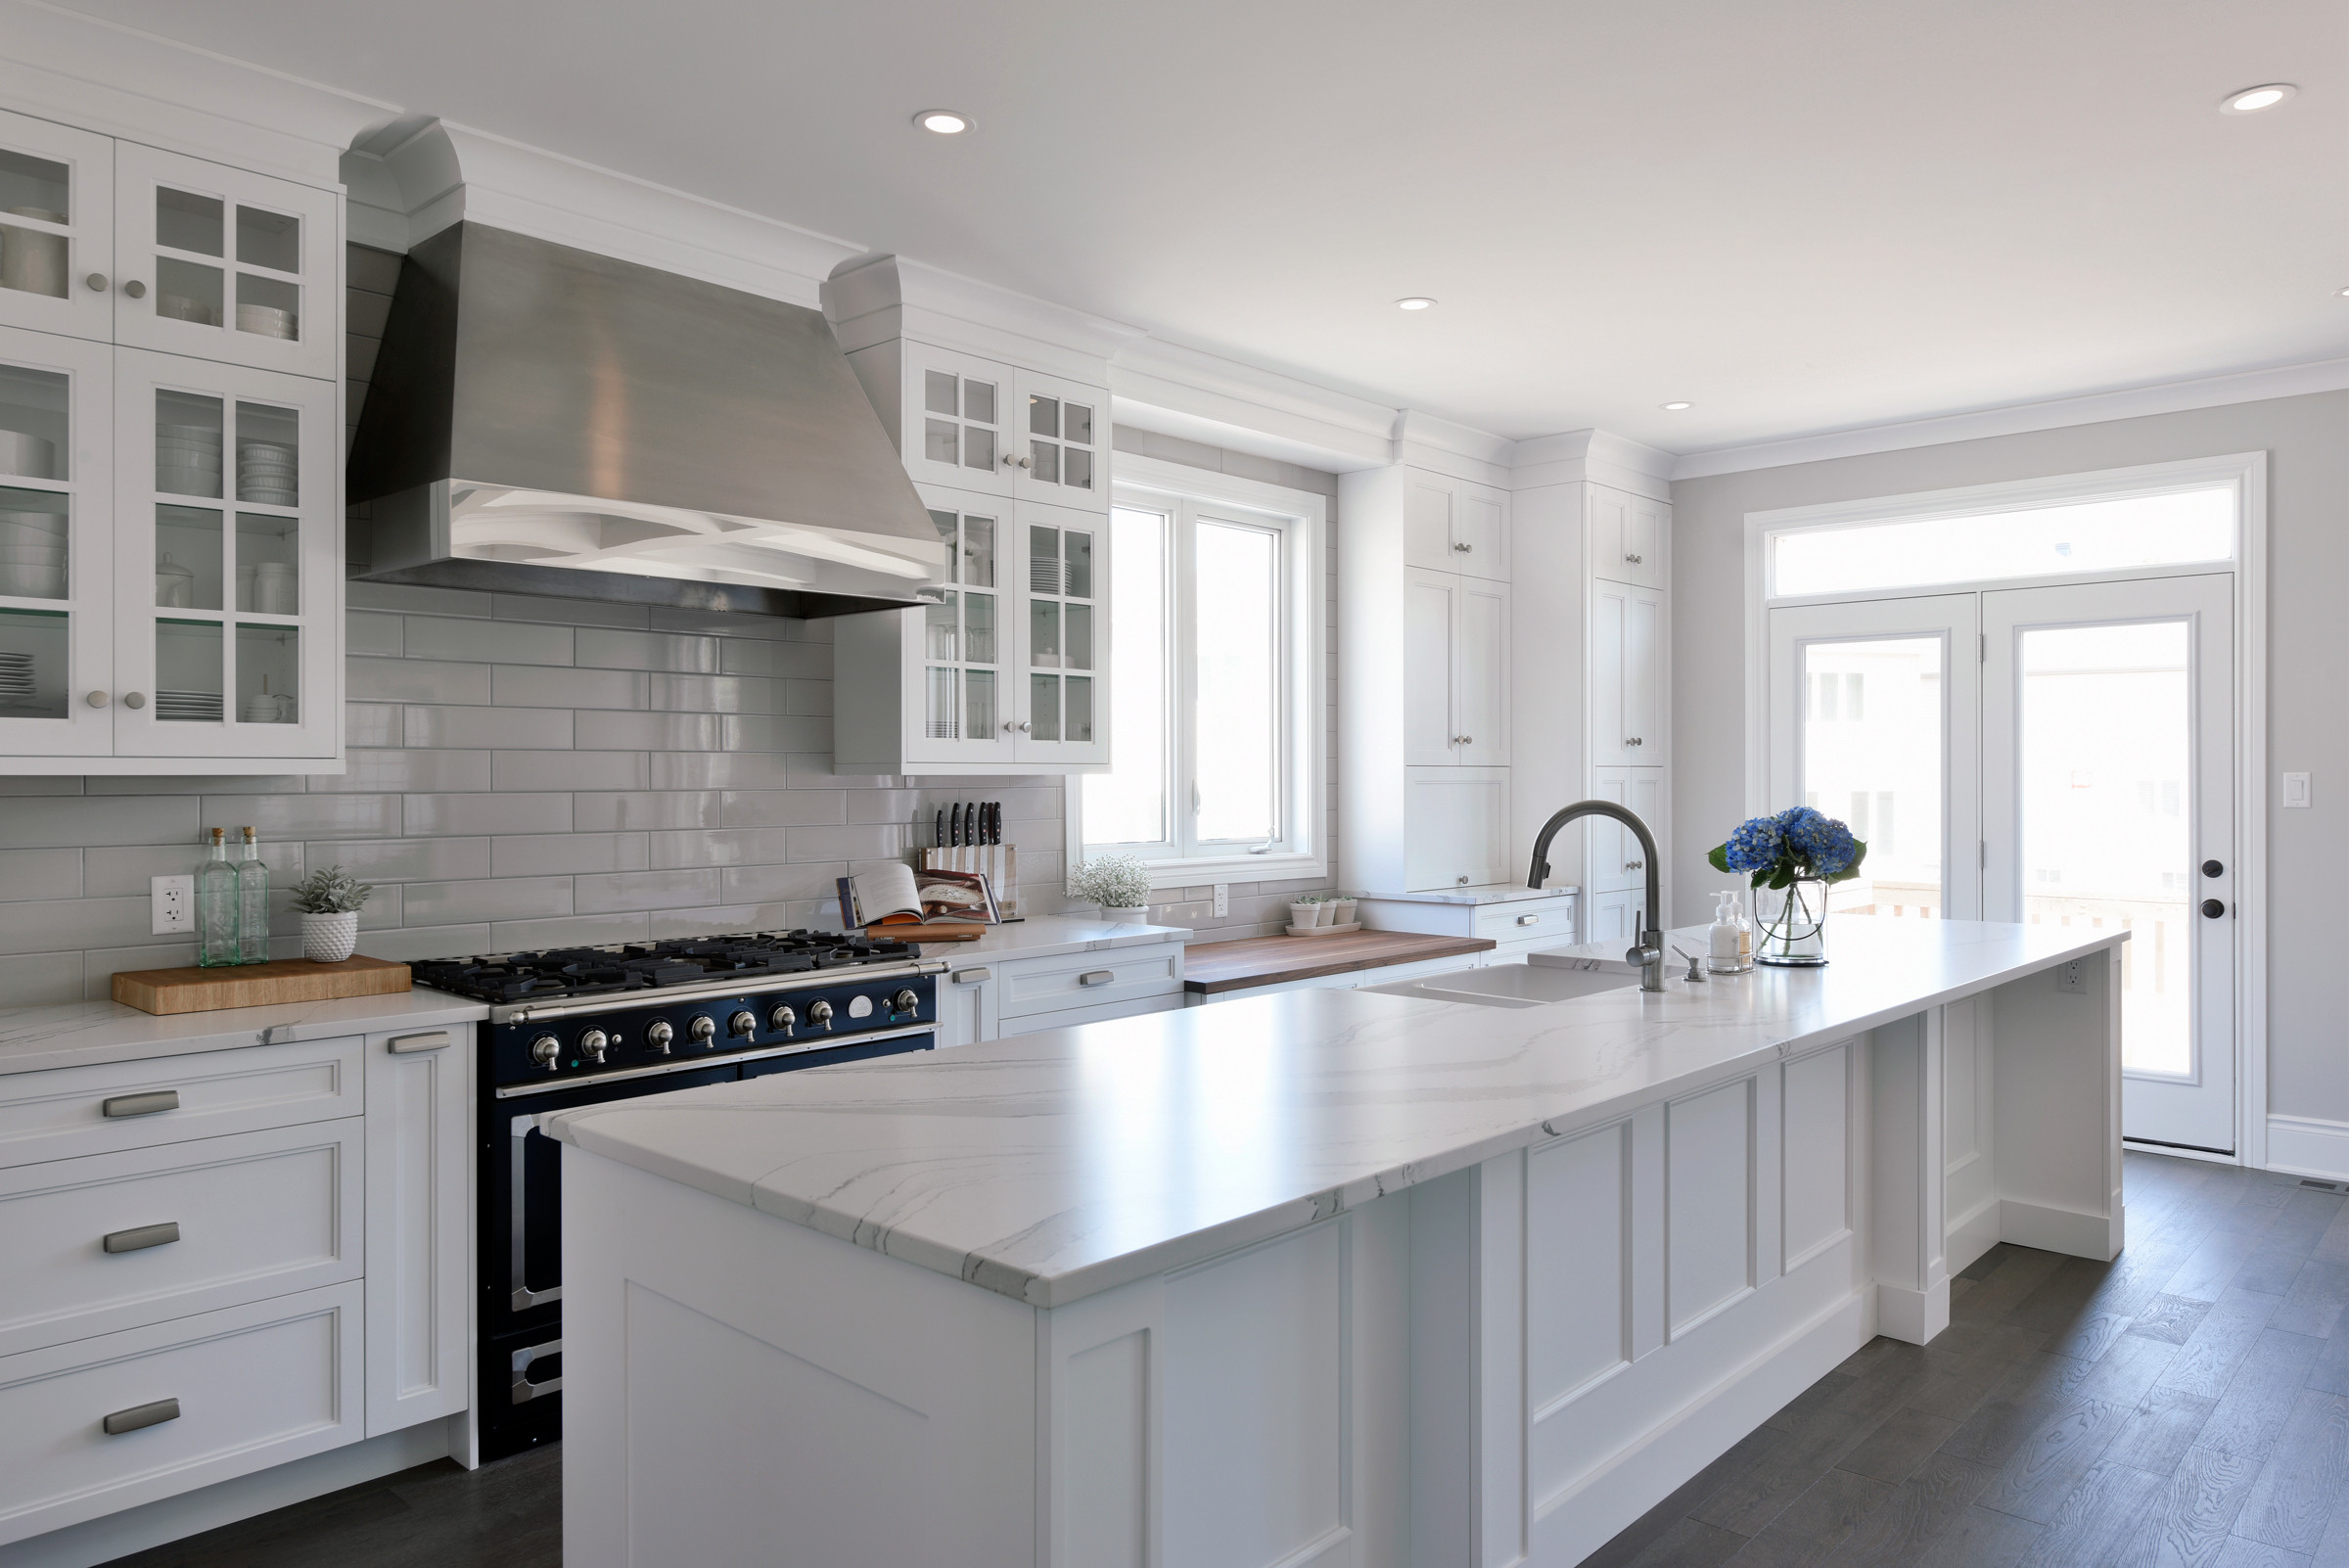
[1362,962,1639,1009]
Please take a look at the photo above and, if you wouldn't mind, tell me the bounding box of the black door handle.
[2201,859,2225,878]
[2201,899,2226,918]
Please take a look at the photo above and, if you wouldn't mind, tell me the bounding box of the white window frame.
[1068,454,1327,890]
[1740,449,2269,1168]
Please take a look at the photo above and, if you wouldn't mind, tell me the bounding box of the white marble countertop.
[543,919,2125,1310]
[1359,884,1578,905]
[0,989,490,1077]
[912,914,1191,962]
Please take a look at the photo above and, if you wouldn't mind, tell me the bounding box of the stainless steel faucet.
[1527,799,1666,992]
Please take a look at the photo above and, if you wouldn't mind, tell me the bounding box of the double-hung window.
[1073,455,1326,887]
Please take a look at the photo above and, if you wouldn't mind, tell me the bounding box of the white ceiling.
[53,0,2349,453]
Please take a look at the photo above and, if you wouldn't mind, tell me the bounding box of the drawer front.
[0,1280,362,1546]
[0,1035,364,1170]
[0,1118,362,1360]
[996,945,1183,1021]
[999,992,1184,1039]
[1475,899,1576,945]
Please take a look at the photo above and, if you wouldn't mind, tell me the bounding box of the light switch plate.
[151,875,195,935]
[2283,771,2312,808]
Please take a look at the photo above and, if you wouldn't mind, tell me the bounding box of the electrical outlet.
[2056,959,2088,994]
[151,874,195,935]
[1213,884,1229,918]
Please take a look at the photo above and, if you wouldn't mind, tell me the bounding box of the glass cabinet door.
[1014,371,1106,512]
[0,325,113,758]
[906,488,1017,765]
[0,108,115,344]
[113,143,339,381]
[112,347,337,759]
[898,345,1014,496]
[1016,502,1106,764]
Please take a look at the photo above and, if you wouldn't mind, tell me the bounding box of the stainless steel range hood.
[346,222,946,619]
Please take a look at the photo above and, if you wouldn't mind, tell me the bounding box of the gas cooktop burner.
[411,930,924,1003]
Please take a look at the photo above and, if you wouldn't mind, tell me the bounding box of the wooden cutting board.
[112,954,413,1015]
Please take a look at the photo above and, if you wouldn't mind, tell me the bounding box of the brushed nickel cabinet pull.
[103,1398,178,1435]
[102,1090,178,1119]
[103,1222,180,1254]
[951,967,992,985]
[389,1031,450,1053]
[1516,913,1539,926]
[1078,970,1115,987]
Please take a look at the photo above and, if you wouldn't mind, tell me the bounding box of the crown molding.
[1670,358,2349,482]
[822,254,1142,381]
[1510,429,1675,500]
[1394,409,1517,486]
[1109,337,1397,472]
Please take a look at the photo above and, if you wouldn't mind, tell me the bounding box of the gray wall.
[0,249,1342,1009]
[1669,390,2348,1124]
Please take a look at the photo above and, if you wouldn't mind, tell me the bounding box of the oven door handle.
[511,1118,562,1312]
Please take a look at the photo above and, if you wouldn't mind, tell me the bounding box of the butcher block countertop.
[1181,930,1497,994]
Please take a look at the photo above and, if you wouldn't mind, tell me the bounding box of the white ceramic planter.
[1102,904,1150,923]
[300,910,358,962]
[1288,901,1322,928]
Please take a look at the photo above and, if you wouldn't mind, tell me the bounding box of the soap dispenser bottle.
[1707,893,1740,974]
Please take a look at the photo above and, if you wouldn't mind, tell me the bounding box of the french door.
[1771,573,2237,1152]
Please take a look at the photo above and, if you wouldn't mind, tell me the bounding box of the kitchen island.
[545,918,2126,1567]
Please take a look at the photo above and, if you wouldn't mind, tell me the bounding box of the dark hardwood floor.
[102,1152,2349,1567]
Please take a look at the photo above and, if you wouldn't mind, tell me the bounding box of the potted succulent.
[1288,893,1325,929]
[290,864,374,962]
[1326,893,1358,926]
[1068,853,1153,922]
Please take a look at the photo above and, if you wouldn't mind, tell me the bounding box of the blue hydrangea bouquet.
[1706,807,1867,966]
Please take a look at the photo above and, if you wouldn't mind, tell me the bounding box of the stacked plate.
[0,508,66,598]
[156,688,222,722]
[239,439,297,505]
[159,294,216,327]
[0,650,33,708]
[235,302,297,341]
[157,424,222,498]
[0,428,57,481]
[251,560,297,614]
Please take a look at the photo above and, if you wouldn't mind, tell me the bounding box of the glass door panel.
[0,325,111,757]
[900,347,1013,494]
[0,108,114,343]
[1015,370,1105,508]
[115,144,337,379]
[904,490,1013,764]
[1017,508,1104,760]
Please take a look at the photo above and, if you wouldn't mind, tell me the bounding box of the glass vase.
[1756,878,1829,967]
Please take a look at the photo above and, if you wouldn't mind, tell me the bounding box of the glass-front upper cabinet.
[0,325,114,757]
[899,344,1014,497]
[0,109,115,344]
[1019,501,1106,766]
[1015,370,1106,512]
[113,143,339,381]
[109,347,337,760]
[906,490,1017,768]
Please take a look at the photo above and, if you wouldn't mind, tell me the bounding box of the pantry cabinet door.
[365,1027,471,1436]
[1590,577,1663,766]
[1455,576,1509,766]
[111,349,339,761]
[1588,766,1664,896]
[0,325,114,761]
[1404,567,1456,766]
[1012,369,1106,513]
[1405,767,1509,891]
[0,109,115,344]
[1589,484,1666,590]
[1451,482,1509,581]
[113,143,340,382]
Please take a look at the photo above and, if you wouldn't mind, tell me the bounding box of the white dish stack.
[158,294,216,327]
[0,428,57,481]
[0,507,66,599]
[0,650,34,709]
[155,689,223,722]
[251,560,297,614]
[235,303,298,341]
[238,439,297,505]
[156,424,222,498]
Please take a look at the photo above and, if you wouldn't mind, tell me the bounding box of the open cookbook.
[836,863,1000,939]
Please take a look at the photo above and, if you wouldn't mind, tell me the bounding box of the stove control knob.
[892,989,921,1015]
[646,1020,673,1055]
[530,1035,562,1070]
[768,1004,796,1036]
[807,999,834,1031]
[688,1015,717,1046]
[578,1029,609,1062]
[728,1010,757,1038]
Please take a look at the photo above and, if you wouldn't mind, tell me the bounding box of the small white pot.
[1289,901,1322,928]
[1102,904,1150,924]
[300,911,358,963]
[1328,899,1357,925]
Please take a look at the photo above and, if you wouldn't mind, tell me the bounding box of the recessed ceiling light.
[2220,83,2295,115]
[2337,285,2349,297]
[914,110,972,134]
[1395,297,1437,311]
[1661,401,1693,411]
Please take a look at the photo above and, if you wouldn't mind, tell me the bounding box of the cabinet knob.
[122,692,146,710]
[1625,552,1642,564]
[85,690,108,708]
[122,279,147,300]
[1452,541,1471,553]
[1456,875,1470,885]
[1626,736,1642,746]
[84,272,108,292]
[1003,453,1032,470]
[1626,859,1644,870]
[1019,720,1033,733]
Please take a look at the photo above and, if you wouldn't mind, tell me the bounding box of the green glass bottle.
[235,826,270,965]
[196,828,239,966]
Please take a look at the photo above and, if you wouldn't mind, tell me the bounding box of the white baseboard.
[2265,1116,2349,1182]
[1875,1281,1951,1346]
[1999,1197,2123,1261]
[1945,1195,2001,1277]
[0,1419,451,1568]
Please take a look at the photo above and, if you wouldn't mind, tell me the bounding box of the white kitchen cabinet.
[1403,469,1508,581]
[936,961,999,1048]
[1589,577,1663,768]
[0,108,115,344]
[0,323,116,760]
[856,339,1109,516]
[834,488,1105,774]
[1405,568,1509,768]
[1584,889,1641,946]
[1405,767,1511,891]
[928,936,1184,1046]
[1588,766,1665,896]
[1589,484,1666,591]
[363,1026,471,1438]
[1012,365,1105,510]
